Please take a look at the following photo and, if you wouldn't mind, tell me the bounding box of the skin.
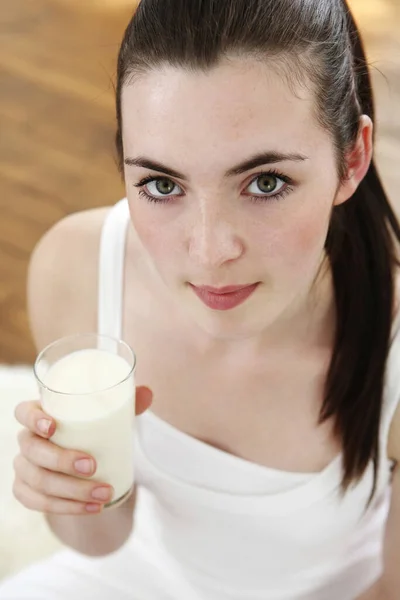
[122,58,365,347]
[12,57,400,595]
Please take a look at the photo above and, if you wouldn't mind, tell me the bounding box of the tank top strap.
[97,198,130,339]
[381,307,400,459]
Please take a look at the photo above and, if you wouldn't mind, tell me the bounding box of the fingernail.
[85,503,102,513]
[75,458,94,474]
[37,419,51,435]
[92,486,113,501]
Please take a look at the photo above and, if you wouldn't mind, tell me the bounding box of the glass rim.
[34,333,136,396]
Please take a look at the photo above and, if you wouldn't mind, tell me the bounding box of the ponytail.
[322,3,400,501]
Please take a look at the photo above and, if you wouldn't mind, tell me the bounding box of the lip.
[190,283,260,311]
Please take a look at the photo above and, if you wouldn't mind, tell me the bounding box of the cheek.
[128,200,181,263]
[294,212,330,257]
[258,204,331,276]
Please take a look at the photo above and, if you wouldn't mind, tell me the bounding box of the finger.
[18,430,97,478]
[14,400,56,439]
[13,478,103,515]
[14,455,113,505]
[136,386,153,415]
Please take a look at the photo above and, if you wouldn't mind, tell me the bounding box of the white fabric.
[1,197,399,599]
[97,199,129,341]
[0,367,62,580]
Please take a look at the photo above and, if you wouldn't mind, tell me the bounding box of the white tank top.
[97,198,400,600]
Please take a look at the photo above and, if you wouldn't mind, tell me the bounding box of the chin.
[185,303,272,341]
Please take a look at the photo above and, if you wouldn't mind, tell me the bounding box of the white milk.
[40,348,135,505]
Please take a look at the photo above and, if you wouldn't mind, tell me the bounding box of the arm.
[355,574,390,600]
[355,404,400,600]
[45,489,136,556]
[26,210,146,556]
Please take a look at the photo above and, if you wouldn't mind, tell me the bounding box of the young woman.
[1,0,400,598]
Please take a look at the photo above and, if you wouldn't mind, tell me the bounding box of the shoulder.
[387,269,400,461]
[28,207,111,351]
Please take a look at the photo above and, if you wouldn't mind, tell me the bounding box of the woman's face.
[121,57,370,339]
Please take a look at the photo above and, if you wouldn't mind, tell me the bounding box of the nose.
[187,204,244,268]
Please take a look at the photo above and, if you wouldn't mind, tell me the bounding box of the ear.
[334,115,374,206]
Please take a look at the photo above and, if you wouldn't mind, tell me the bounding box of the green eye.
[135,175,183,204]
[155,178,175,195]
[246,173,287,199]
[256,175,278,194]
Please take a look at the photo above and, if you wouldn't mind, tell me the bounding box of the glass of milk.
[34,333,136,508]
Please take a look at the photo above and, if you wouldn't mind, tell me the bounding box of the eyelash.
[133,169,294,204]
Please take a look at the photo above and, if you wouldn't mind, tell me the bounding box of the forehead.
[121,58,328,166]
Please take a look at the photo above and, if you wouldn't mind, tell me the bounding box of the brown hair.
[115,0,400,500]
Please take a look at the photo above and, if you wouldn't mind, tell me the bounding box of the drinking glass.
[34,333,136,508]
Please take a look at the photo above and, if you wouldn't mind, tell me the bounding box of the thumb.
[135,386,153,415]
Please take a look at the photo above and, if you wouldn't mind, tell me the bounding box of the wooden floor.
[1,0,400,363]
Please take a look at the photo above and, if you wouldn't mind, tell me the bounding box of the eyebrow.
[124,151,308,181]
